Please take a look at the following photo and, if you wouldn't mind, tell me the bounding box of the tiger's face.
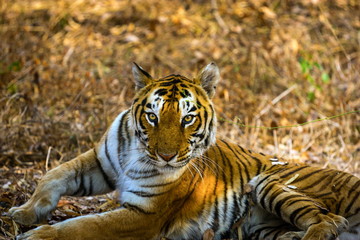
[130,63,220,170]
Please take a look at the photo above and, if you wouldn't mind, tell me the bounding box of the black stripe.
[274,195,297,217]
[293,207,316,225]
[74,173,85,196]
[212,198,220,232]
[348,179,360,197]
[332,174,353,193]
[259,180,278,208]
[212,147,220,195]
[262,227,282,239]
[94,153,116,190]
[88,176,93,195]
[268,187,284,212]
[140,179,178,188]
[286,199,316,208]
[105,137,117,171]
[301,173,331,190]
[232,146,251,183]
[217,144,230,223]
[345,190,360,213]
[250,155,262,175]
[126,169,160,180]
[346,207,360,218]
[289,205,308,226]
[280,166,308,179]
[118,111,129,166]
[272,229,284,239]
[291,168,328,183]
[127,190,169,197]
[252,226,276,238]
[314,191,333,198]
[254,174,273,192]
[82,174,88,196]
[336,197,344,214]
[122,202,155,215]
[230,193,240,225]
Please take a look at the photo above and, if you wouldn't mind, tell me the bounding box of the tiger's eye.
[182,115,194,125]
[148,113,156,120]
[184,115,192,121]
[146,113,158,124]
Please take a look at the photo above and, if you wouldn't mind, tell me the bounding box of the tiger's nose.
[157,152,177,162]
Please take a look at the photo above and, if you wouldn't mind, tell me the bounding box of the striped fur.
[10,63,360,240]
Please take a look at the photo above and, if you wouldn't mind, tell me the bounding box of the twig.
[211,0,229,35]
[258,84,297,118]
[45,146,52,172]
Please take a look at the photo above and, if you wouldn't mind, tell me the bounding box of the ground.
[0,0,359,239]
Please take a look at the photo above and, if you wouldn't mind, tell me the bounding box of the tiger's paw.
[302,213,349,240]
[9,205,39,226]
[9,197,55,225]
[16,225,58,240]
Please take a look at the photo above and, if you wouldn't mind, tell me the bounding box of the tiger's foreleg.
[251,174,349,240]
[16,207,161,240]
[9,149,116,225]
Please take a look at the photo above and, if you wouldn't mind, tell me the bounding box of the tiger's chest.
[165,189,251,240]
[117,156,189,211]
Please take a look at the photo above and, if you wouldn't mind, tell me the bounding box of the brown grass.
[0,0,359,239]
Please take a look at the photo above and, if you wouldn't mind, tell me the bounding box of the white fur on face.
[179,95,197,118]
[146,93,165,120]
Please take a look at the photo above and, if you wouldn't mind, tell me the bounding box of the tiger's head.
[130,63,220,170]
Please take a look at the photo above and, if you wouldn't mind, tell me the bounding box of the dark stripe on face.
[159,79,181,86]
[154,89,168,96]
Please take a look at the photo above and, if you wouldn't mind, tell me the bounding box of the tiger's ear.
[195,62,220,98]
[132,63,153,90]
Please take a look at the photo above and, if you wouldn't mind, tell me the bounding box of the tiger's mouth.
[145,148,193,169]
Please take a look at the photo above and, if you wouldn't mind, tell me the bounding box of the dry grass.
[0,0,359,239]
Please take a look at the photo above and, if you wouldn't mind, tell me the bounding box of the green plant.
[298,57,330,102]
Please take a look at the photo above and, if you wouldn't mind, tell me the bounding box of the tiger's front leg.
[16,207,162,240]
[9,149,116,225]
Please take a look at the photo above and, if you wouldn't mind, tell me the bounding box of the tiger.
[9,63,360,240]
